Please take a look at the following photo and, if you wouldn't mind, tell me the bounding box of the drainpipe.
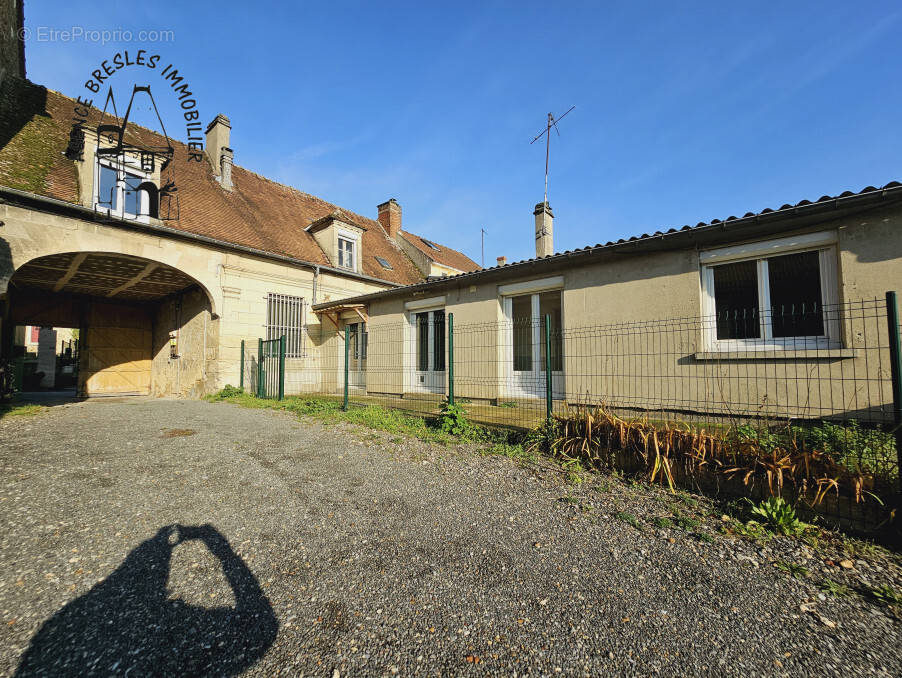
[311,265,320,348]
[312,265,320,304]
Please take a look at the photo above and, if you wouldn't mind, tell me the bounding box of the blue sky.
[23,1,902,266]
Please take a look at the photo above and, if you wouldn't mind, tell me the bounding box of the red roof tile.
[400,230,480,273]
[0,79,457,286]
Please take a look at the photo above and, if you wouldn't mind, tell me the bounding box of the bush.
[732,420,898,485]
[792,420,896,481]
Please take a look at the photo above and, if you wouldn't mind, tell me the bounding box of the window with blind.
[265,293,305,357]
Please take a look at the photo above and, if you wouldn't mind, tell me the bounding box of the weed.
[869,585,902,607]
[560,492,580,505]
[678,494,699,508]
[819,579,851,597]
[437,400,473,437]
[750,497,805,536]
[723,518,771,542]
[842,537,879,559]
[775,560,809,579]
[615,511,641,529]
[652,517,673,529]
[673,514,700,531]
[499,401,518,408]
[696,532,714,543]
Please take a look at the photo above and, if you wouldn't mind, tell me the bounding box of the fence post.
[257,338,264,398]
[545,314,553,421]
[343,326,350,411]
[885,291,902,492]
[239,339,245,390]
[278,334,286,401]
[448,312,454,406]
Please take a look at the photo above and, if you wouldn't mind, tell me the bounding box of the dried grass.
[540,404,881,507]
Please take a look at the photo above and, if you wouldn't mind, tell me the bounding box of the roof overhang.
[314,302,369,330]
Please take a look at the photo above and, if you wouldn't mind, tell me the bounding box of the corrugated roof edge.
[313,181,902,311]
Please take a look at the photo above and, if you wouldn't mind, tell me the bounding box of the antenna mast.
[530,106,575,252]
[531,105,575,207]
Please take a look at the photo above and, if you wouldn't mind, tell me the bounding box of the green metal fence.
[240,336,286,400]
[233,295,902,531]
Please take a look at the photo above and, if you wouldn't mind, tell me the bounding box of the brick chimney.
[377,199,402,239]
[496,256,507,267]
[205,114,232,185]
[534,202,554,258]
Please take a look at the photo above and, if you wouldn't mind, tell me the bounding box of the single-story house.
[312,186,902,422]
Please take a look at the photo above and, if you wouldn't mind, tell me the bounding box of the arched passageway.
[3,252,218,397]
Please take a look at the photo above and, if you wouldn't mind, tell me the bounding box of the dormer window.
[305,213,366,274]
[338,236,356,270]
[94,157,156,222]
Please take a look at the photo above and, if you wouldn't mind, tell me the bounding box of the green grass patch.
[0,403,44,419]
[206,388,519,447]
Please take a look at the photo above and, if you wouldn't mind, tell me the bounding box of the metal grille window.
[700,232,840,350]
[266,293,305,357]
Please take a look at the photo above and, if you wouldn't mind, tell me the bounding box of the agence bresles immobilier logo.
[66,49,205,222]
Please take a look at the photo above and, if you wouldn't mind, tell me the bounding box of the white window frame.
[94,156,152,223]
[337,229,359,271]
[700,231,841,351]
[265,293,306,358]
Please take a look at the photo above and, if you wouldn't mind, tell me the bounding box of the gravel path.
[1,398,900,676]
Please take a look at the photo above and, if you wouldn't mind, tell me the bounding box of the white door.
[346,322,367,390]
[503,291,563,399]
[410,309,445,394]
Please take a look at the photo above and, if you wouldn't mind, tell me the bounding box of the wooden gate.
[79,303,152,396]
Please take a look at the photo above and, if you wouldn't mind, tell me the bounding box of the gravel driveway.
[1,398,900,676]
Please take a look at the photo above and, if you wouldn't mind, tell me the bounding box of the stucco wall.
[0,201,396,396]
[348,205,902,421]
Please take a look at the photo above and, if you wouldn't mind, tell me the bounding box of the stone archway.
[6,252,219,397]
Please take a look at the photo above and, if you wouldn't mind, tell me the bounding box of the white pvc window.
[700,232,840,350]
[266,293,305,357]
[338,237,356,270]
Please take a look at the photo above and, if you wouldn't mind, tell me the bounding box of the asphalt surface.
[1,397,900,676]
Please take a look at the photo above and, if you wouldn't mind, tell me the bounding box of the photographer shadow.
[15,524,278,677]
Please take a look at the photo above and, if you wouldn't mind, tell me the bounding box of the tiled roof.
[0,78,438,286]
[315,181,902,310]
[399,230,480,273]
[489,181,902,269]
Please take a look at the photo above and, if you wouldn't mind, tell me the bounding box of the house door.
[410,309,445,394]
[503,291,563,399]
[346,322,367,390]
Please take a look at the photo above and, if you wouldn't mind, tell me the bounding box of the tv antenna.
[481,227,486,268]
[530,105,575,207]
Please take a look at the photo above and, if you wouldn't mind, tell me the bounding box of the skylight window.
[421,239,440,251]
[375,256,393,270]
